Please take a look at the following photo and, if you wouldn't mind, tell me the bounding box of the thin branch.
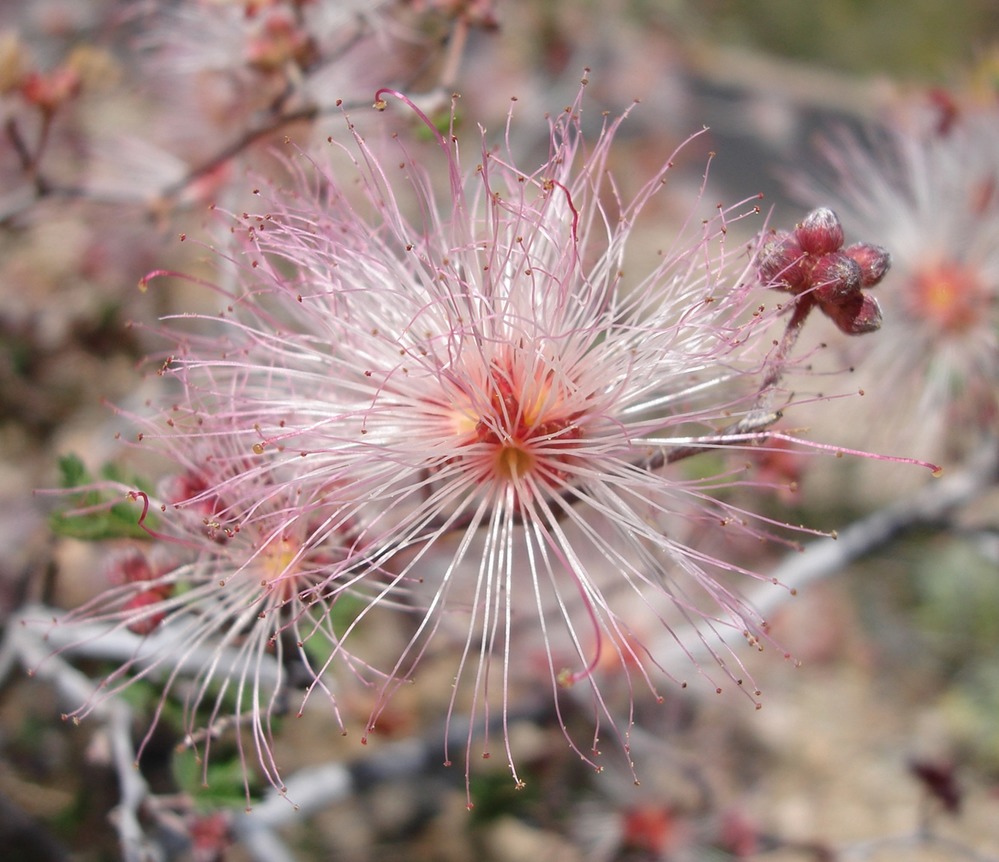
[5,117,36,174]
[2,7,469,224]
[8,607,283,690]
[761,439,998,614]
[106,701,158,862]
[158,105,320,202]
[228,821,297,862]
[648,439,999,669]
[1,620,158,862]
[842,831,999,862]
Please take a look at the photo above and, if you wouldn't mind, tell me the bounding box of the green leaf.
[414,105,460,141]
[172,746,263,810]
[48,453,158,540]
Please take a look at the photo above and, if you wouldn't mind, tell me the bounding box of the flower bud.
[758,231,808,292]
[20,64,81,113]
[795,207,844,255]
[844,242,891,287]
[123,590,167,636]
[117,552,157,584]
[812,252,862,305]
[827,293,883,335]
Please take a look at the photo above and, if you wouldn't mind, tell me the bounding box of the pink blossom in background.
[795,107,999,457]
[51,431,385,798]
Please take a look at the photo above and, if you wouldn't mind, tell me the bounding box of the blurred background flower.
[794,105,999,462]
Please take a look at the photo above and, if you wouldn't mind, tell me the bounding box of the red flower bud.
[812,252,862,304]
[826,293,883,335]
[758,231,808,292]
[20,65,81,113]
[844,242,891,287]
[123,590,168,635]
[795,207,844,255]
[116,550,157,584]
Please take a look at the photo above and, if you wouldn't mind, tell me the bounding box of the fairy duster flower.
[49,427,383,799]
[51,77,935,800]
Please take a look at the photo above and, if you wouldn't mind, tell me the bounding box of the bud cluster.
[758,207,891,335]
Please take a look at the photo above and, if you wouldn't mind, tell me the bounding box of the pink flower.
[55,79,936,800]
[51,430,383,797]
[166,84,810,785]
[794,107,999,456]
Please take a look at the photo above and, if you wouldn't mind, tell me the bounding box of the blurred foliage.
[119,677,266,806]
[852,533,999,663]
[691,0,999,78]
[944,661,999,775]
[909,537,999,660]
[589,0,999,80]
[48,453,156,540]
[173,746,263,810]
[850,533,999,773]
[469,767,547,824]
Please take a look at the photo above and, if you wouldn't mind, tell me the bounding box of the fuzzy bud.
[246,11,318,72]
[827,293,883,335]
[844,242,891,287]
[812,252,862,305]
[122,590,168,636]
[758,231,808,292]
[795,207,844,256]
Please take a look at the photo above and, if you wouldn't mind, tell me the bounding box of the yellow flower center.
[495,444,536,480]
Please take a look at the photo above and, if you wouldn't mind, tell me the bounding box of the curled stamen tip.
[556,667,576,688]
[931,465,944,478]
[373,98,387,111]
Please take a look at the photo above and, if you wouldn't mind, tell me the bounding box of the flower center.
[909,261,987,335]
[495,443,536,480]
[260,535,302,600]
[453,355,584,487]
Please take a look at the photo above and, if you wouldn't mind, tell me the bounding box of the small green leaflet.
[48,453,157,540]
